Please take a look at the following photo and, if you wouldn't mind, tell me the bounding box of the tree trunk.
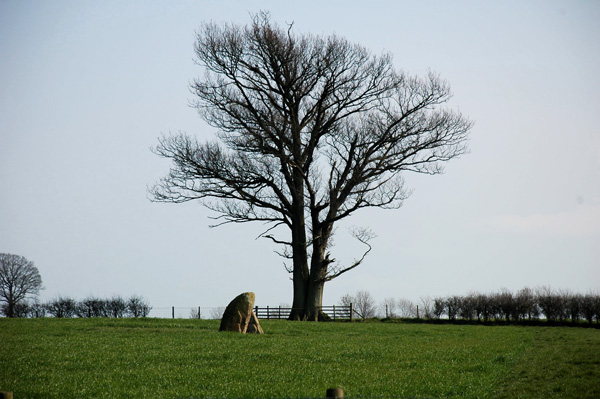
[288,222,333,321]
[304,223,332,321]
[306,277,325,321]
[288,182,310,321]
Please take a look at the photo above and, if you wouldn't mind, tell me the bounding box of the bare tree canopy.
[0,253,43,317]
[151,12,472,320]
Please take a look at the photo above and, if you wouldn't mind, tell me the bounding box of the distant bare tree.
[397,298,417,318]
[127,295,152,318]
[419,296,433,319]
[432,297,445,319]
[565,293,582,323]
[340,294,354,308]
[495,289,515,322]
[458,294,476,321]
[355,290,377,320]
[341,291,376,320]
[190,307,202,319]
[46,296,77,318]
[473,293,492,322]
[446,296,461,321]
[107,296,127,318]
[0,253,43,318]
[536,286,562,322]
[10,301,31,318]
[210,307,226,320]
[581,293,600,324]
[380,297,397,318]
[151,12,472,321]
[27,301,46,318]
[515,287,538,321]
[78,297,108,318]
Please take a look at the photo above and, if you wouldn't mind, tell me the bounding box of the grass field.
[1,318,598,398]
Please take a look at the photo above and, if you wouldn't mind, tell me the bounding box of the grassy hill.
[1,318,598,398]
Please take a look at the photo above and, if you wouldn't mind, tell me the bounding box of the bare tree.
[190,307,202,319]
[339,294,354,309]
[432,297,445,319]
[581,293,600,325]
[151,12,472,320]
[459,294,476,321]
[127,295,152,318]
[536,286,562,322]
[379,297,397,318]
[46,296,77,318]
[27,301,46,318]
[343,290,377,320]
[515,287,538,321]
[0,253,43,318]
[419,296,433,319]
[106,296,127,318]
[495,289,516,322]
[79,297,108,318]
[397,298,417,318]
[210,307,226,320]
[473,293,492,322]
[446,295,461,321]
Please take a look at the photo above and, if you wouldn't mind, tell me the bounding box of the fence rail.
[254,305,353,321]
[147,305,354,321]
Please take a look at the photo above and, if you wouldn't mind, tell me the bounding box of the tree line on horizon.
[341,287,600,325]
[2,295,152,319]
[3,252,598,324]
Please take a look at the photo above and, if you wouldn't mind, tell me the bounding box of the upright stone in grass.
[219,292,263,334]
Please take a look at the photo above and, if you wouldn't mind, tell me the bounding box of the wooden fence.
[254,305,353,321]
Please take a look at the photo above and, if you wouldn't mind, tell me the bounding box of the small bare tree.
[446,296,461,321]
[151,12,472,320]
[127,295,152,318]
[46,296,77,318]
[107,296,127,318]
[432,297,445,319]
[581,293,600,324]
[190,307,202,319]
[79,297,108,318]
[342,290,376,320]
[210,307,226,320]
[380,297,397,318]
[515,287,538,321]
[397,298,417,318]
[459,294,477,321]
[0,253,43,318]
[419,296,433,319]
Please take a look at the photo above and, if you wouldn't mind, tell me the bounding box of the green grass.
[0,318,598,398]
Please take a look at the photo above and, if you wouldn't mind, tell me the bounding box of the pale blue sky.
[1,0,599,313]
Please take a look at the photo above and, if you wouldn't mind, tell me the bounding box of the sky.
[1,0,599,316]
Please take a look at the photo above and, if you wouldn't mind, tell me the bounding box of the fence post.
[326,388,344,398]
[417,305,420,319]
[350,303,354,321]
[172,306,175,319]
[278,306,281,319]
[333,305,336,321]
[267,305,270,320]
[198,306,201,319]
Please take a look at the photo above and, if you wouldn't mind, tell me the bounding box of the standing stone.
[219,292,263,334]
